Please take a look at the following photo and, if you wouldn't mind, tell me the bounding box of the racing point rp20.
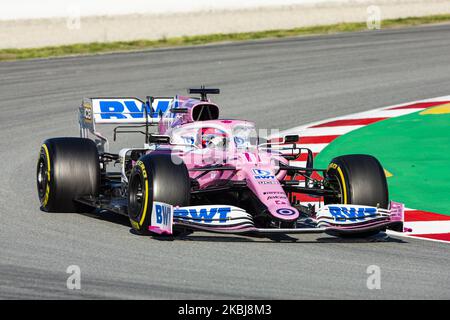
[36,87,406,239]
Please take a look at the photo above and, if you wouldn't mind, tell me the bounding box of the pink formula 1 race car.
[36,88,406,239]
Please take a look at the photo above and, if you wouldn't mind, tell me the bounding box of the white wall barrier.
[1,0,449,49]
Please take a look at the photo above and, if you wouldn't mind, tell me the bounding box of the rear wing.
[79,97,173,152]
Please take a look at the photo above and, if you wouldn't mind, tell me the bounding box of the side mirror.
[148,134,171,144]
[284,135,299,144]
[170,108,189,114]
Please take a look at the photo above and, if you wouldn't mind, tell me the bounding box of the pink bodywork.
[151,96,300,221]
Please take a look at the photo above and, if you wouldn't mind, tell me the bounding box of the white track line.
[296,143,328,153]
[386,231,450,244]
[280,125,364,137]
[332,108,425,119]
[289,161,307,167]
[403,221,450,235]
[274,94,450,139]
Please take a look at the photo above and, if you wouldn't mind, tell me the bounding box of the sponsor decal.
[93,98,171,121]
[328,206,377,221]
[83,103,92,122]
[234,136,245,146]
[276,208,296,216]
[182,136,195,145]
[252,169,275,180]
[263,191,285,195]
[137,160,147,178]
[257,180,278,185]
[174,207,231,223]
[150,202,173,234]
[267,195,288,200]
[155,203,171,225]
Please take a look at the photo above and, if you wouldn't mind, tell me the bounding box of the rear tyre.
[127,153,190,235]
[324,154,389,238]
[36,137,100,212]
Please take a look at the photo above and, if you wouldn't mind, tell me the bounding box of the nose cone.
[240,159,300,222]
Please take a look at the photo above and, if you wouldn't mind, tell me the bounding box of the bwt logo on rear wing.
[79,97,174,153]
[85,97,173,124]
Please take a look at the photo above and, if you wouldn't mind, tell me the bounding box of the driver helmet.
[200,127,228,149]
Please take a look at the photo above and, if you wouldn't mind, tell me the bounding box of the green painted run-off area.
[314,109,450,215]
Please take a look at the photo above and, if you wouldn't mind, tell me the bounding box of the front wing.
[149,201,406,237]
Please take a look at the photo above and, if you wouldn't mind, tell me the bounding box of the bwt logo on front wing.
[252,169,275,180]
[174,207,231,223]
[93,98,171,120]
[328,206,378,221]
[155,203,172,225]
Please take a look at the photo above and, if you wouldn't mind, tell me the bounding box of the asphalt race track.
[1,25,450,299]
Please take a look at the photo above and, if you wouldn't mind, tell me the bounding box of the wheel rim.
[37,156,48,199]
[129,173,144,219]
[325,176,344,205]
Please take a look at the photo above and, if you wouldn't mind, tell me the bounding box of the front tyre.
[324,154,388,208]
[324,154,389,238]
[127,153,190,235]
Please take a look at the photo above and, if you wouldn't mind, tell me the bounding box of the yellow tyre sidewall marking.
[328,162,348,205]
[328,163,338,170]
[130,220,140,230]
[336,166,347,204]
[137,161,149,228]
[41,144,51,207]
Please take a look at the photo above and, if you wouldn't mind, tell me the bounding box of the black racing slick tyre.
[324,154,389,238]
[36,137,100,213]
[127,153,190,235]
[324,154,388,208]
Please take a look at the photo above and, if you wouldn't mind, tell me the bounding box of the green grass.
[2,14,450,62]
[314,108,450,215]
